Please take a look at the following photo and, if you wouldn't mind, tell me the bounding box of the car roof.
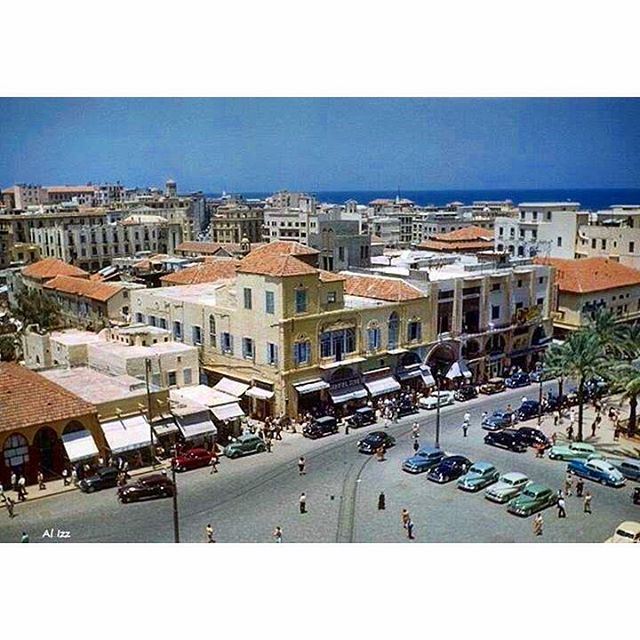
[315,415,336,423]
[418,446,442,455]
[502,472,527,481]
[469,461,494,471]
[617,521,640,533]
[621,459,640,467]
[141,474,167,483]
[356,407,373,413]
[368,431,386,438]
[524,483,548,493]
[443,455,468,463]
[571,442,594,449]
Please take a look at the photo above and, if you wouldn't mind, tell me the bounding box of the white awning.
[61,429,99,463]
[245,387,275,400]
[213,377,250,397]
[101,414,155,454]
[445,360,472,380]
[212,402,245,421]
[364,375,401,397]
[420,365,436,386]
[396,364,422,381]
[176,411,217,439]
[329,384,368,404]
[294,379,330,395]
[152,417,180,437]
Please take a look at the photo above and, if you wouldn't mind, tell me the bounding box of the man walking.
[299,492,307,514]
[10,471,17,491]
[377,492,386,510]
[298,456,306,476]
[406,518,415,540]
[533,513,543,536]
[575,477,584,498]
[205,523,215,543]
[584,491,592,514]
[564,473,572,497]
[412,422,420,439]
[557,495,567,518]
[273,526,283,543]
[62,468,70,486]
[462,422,469,438]
[5,496,15,518]
[401,508,410,529]
[412,439,420,453]
[21,531,29,543]
[37,470,46,491]
[209,451,219,474]
[17,475,27,502]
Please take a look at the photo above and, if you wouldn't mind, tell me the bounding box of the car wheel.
[600,478,607,485]
[256,445,266,453]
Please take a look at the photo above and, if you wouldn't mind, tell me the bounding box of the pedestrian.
[299,492,307,514]
[557,496,567,518]
[576,477,584,498]
[412,422,420,438]
[205,524,215,543]
[376,445,385,462]
[273,526,283,543]
[533,513,543,536]
[62,468,70,486]
[566,424,574,441]
[551,432,558,446]
[463,412,471,425]
[462,422,468,438]
[584,491,592,514]
[298,456,306,475]
[37,470,46,491]
[377,492,386,510]
[590,420,597,438]
[5,496,15,518]
[413,439,419,453]
[209,452,219,474]
[71,467,78,485]
[275,424,283,441]
[266,436,273,452]
[564,473,572,497]
[17,475,27,502]
[535,443,544,458]
[20,531,29,543]
[406,519,415,540]
[401,508,410,529]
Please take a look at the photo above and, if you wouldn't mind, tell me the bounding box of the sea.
[207,189,640,211]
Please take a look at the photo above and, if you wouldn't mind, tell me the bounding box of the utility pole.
[145,357,155,468]
[434,371,441,449]
[171,458,180,543]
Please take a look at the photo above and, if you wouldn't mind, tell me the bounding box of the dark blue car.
[505,372,530,388]
[482,411,513,431]
[427,455,472,484]
[517,400,541,421]
[402,446,445,474]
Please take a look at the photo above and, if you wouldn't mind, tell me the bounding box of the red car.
[172,447,213,472]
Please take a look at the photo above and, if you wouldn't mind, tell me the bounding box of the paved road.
[1,381,637,543]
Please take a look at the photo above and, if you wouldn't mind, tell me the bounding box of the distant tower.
[165,178,177,197]
[240,235,251,255]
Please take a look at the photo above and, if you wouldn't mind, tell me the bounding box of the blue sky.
[0,98,639,192]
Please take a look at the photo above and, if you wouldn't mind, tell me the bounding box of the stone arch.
[462,338,482,359]
[400,351,421,367]
[425,342,458,377]
[33,426,65,479]
[63,420,86,435]
[2,432,30,486]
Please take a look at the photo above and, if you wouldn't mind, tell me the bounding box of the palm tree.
[543,340,569,398]
[587,308,625,356]
[617,324,640,362]
[608,362,640,437]
[555,330,607,441]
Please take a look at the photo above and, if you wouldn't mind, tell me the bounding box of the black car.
[454,385,478,402]
[633,487,640,506]
[516,426,551,449]
[117,474,175,503]
[481,411,514,431]
[542,393,565,411]
[303,415,338,439]
[517,400,541,421]
[78,466,120,493]
[484,429,528,453]
[396,398,418,417]
[347,407,377,428]
[505,372,530,388]
[427,455,472,483]
[357,431,396,454]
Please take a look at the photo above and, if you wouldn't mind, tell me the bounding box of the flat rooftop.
[50,329,103,346]
[135,282,230,307]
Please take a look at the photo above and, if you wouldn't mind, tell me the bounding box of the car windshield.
[469,466,485,475]
[522,488,537,498]
[615,529,636,539]
[503,477,518,486]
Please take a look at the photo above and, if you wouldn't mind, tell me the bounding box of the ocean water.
[209,189,640,211]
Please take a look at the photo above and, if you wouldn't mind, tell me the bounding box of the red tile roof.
[343,274,425,301]
[246,241,319,258]
[44,275,124,302]
[161,259,240,285]
[22,258,89,282]
[431,225,493,242]
[418,239,493,252]
[175,241,226,255]
[238,253,318,278]
[0,362,96,433]
[536,257,640,294]
[319,270,346,283]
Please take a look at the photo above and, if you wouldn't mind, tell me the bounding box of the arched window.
[388,312,399,349]
[3,433,29,470]
[209,315,216,348]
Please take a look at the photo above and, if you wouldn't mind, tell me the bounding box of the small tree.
[608,363,640,437]
[13,289,61,332]
[0,334,17,361]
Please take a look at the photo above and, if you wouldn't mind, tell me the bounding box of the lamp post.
[145,357,155,468]
[434,371,442,449]
[536,357,544,426]
[170,455,180,543]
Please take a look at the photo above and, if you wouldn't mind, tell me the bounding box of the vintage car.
[454,385,478,402]
[457,462,500,492]
[484,472,530,503]
[484,429,528,453]
[303,415,339,439]
[605,521,640,543]
[78,466,120,493]
[505,372,530,388]
[507,483,557,516]
[530,369,553,383]
[517,400,541,422]
[516,426,551,449]
[117,474,175,504]
[224,434,267,459]
[171,447,213,472]
[427,455,472,484]
[611,458,640,482]
[397,398,419,417]
[418,390,456,410]
[548,441,603,461]
[567,458,626,487]
[357,431,396,454]
[479,377,506,395]
[481,411,514,431]
[346,407,377,429]
[401,446,446,474]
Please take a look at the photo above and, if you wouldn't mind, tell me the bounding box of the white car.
[605,521,640,543]
[484,472,530,503]
[419,390,456,410]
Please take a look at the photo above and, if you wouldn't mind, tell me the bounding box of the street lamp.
[536,357,544,426]
[434,371,442,449]
[170,454,180,543]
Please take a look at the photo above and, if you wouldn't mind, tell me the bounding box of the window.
[630,241,636,253]
[546,212,552,221]
[491,305,500,320]
[388,312,400,348]
[209,315,216,347]
[294,341,311,365]
[591,238,597,249]
[407,320,422,342]
[148,315,157,327]
[192,326,202,345]
[183,368,193,385]
[367,326,381,351]
[221,332,234,354]
[319,328,356,359]
[517,279,523,288]
[537,297,544,306]
[338,246,345,261]
[159,318,167,330]
[491,283,501,291]
[515,302,524,311]
[327,291,337,304]
[168,371,177,386]
[242,337,254,359]
[295,288,307,313]
[267,342,278,365]
[557,237,562,247]
[135,312,144,323]
[243,287,252,310]
[265,291,275,314]
[601,239,606,250]
[538,277,544,284]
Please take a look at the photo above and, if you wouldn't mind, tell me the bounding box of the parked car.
[484,472,530,503]
[507,483,558,516]
[584,378,609,400]
[117,474,174,504]
[484,429,528,453]
[542,393,566,412]
[346,407,377,429]
[357,431,396,454]
[303,415,338,439]
[548,441,602,461]
[517,400,541,421]
[634,487,640,505]
[78,466,120,493]
[611,458,640,482]
[427,455,472,484]
[402,446,446,474]
[224,434,267,459]
[172,447,213,472]
[567,458,626,487]
[397,398,419,417]
[605,521,640,543]
[479,377,506,395]
[482,411,514,431]
[516,426,551,449]
[530,369,553,383]
[505,372,530,388]
[457,462,500,492]
[454,385,478,402]
[419,390,455,410]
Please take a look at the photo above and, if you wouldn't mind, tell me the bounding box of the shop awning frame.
[329,384,368,404]
[364,375,401,397]
[61,429,99,463]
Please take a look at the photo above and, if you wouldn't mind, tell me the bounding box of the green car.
[224,434,266,459]
[457,462,500,492]
[507,483,557,516]
[548,441,602,461]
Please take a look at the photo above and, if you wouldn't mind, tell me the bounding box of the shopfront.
[328,367,368,417]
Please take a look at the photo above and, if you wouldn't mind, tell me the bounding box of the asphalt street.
[1,380,638,543]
